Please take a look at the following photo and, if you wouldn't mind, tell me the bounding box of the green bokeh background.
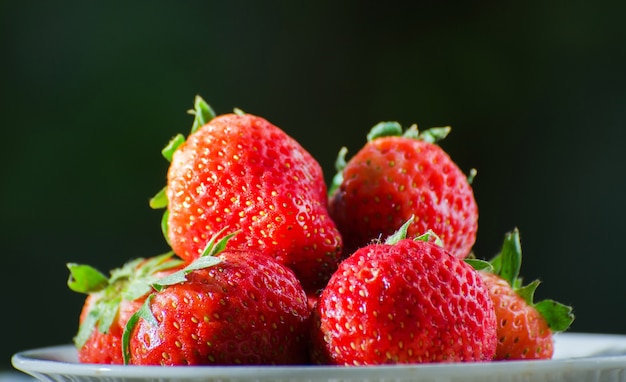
[2,1,625,370]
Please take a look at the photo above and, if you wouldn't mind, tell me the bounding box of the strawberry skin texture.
[479,272,554,360]
[329,136,477,259]
[167,113,342,291]
[77,295,145,364]
[128,251,311,365]
[311,238,497,365]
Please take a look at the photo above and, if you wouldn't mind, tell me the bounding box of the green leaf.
[328,146,348,197]
[122,295,158,365]
[335,147,349,171]
[151,272,186,291]
[191,255,224,269]
[497,228,522,286]
[402,124,420,139]
[418,126,451,143]
[125,252,183,299]
[385,216,414,245]
[74,294,122,349]
[190,95,216,134]
[160,209,171,246]
[151,229,238,291]
[465,258,493,272]
[467,168,477,185]
[233,107,245,116]
[515,279,540,306]
[201,227,240,257]
[367,121,403,141]
[149,187,168,209]
[488,253,502,274]
[140,251,181,275]
[109,258,144,284]
[67,263,109,294]
[122,281,152,302]
[161,133,185,162]
[487,229,576,332]
[414,229,444,247]
[534,299,575,332]
[154,256,224,291]
[73,308,98,349]
[97,296,122,334]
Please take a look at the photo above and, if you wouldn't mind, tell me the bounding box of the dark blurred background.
[2,0,625,370]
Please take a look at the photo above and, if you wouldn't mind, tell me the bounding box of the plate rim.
[11,332,626,380]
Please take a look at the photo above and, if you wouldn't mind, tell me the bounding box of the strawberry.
[479,229,575,360]
[74,295,144,364]
[310,219,497,365]
[151,96,343,292]
[123,230,312,365]
[328,121,477,259]
[67,253,183,364]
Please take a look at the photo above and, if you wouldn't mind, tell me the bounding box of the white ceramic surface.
[11,332,626,382]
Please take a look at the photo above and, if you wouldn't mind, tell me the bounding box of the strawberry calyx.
[366,121,403,140]
[67,252,183,349]
[189,95,216,135]
[327,121,451,196]
[486,228,575,332]
[150,96,216,210]
[367,121,451,143]
[150,227,238,291]
[383,215,414,245]
[383,217,495,273]
[121,228,239,364]
[121,294,158,365]
[328,146,348,197]
[149,95,217,245]
[379,216,445,248]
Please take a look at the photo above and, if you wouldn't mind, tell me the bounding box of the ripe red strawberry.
[310,219,497,365]
[328,122,477,259]
[74,295,145,364]
[152,96,342,292]
[67,253,183,364]
[123,231,312,365]
[479,229,574,360]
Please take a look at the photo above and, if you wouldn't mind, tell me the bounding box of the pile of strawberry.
[67,96,574,366]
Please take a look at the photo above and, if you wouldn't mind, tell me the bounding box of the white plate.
[11,332,626,382]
